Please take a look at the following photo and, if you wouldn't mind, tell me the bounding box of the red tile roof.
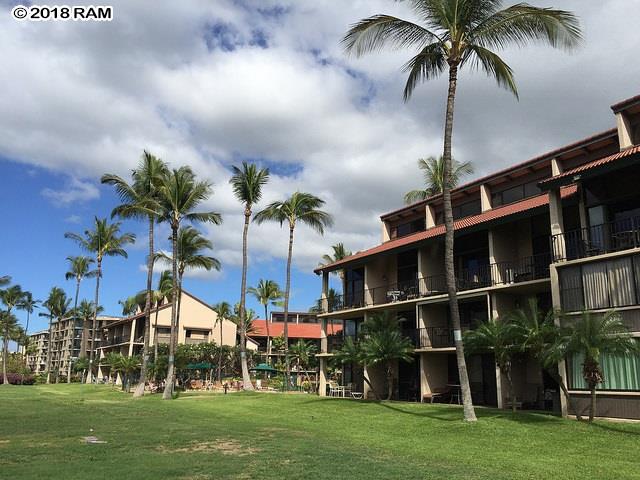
[539,145,640,188]
[315,185,577,273]
[249,320,343,340]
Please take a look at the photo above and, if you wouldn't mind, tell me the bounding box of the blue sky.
[1,1,638,335]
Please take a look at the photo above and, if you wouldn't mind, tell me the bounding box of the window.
[345,268,365,308]
[559,256,639,311]
[452,200,481,220]
[390,218,425,239]
[492,181,541,207]
[569,342,640,391]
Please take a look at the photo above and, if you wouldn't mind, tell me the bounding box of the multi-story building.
[96,290,237,379]
[314,94,640,419]
[25,330,49,373]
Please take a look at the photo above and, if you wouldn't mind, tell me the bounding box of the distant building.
[25,330,49,373]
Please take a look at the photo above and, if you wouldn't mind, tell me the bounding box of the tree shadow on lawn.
[589,421,640,436]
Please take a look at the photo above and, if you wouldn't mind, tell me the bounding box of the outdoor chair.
[421,387,450,404]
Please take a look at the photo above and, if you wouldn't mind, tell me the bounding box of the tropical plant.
[155,166,222,399]
[508,299,581,420]
[0,276,10,287]
[464,318,524,412]
[65,255,96,363]
[404,156,473,203]
[343,0,581,422]
[39,287,71,384]
[230,161,270,391]
[564,311,638,423]
[74,300,103,360]
[247,279,283,361]
[102,151,169,397]
[212,301,232,383]
[320,243,352,281]
[65,217,135,382]
[289,339,317,371]
[118,293,146,316]
[152,270,173,362]
[0,311,20,384]
[0,284,26,384]
[73,356,90,383]
[114,354,140,392]
[19,292,40,358]
[255,192,333,385]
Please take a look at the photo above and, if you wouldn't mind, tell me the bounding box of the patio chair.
[421,387,450,404]
[327,381,340,397]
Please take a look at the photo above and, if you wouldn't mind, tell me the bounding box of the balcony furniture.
[351,392,364,400]
[387,290,402,302]
[505,398,523,410]
[447,384,462,404]
[421,387,451,403]
[327,381,340,397]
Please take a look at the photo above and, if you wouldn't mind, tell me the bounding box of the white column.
[319,357,328,397]
[128,318,137,357]
[549,188,566,261]
[426,204,436,229]
[480,184,492,212]
[616,112,634,150]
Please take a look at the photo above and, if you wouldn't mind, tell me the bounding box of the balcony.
[551,217,640,262]
[317,253,552,314]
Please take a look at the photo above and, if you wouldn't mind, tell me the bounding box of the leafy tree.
[289,339,317,371]
[247,279,283,361]
[565,311,638,422]
[65,255,97,364]
[155,166,222,399]
[19,292,40,364]
[0,311,20,384]
[343,0,581,422]
[230,161,270,391]
[464,318,523,412]
[404,156,473,204]
[255,192,333,385]
[103,152,169,397]
[0,285,26,384]
[73,356,90,383]
[320,243,352,280]
[65,217,135,382]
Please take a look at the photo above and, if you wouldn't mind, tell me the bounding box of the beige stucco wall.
[420,352,448,397]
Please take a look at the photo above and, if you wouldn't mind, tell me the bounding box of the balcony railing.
[551,217,640,262]
[317,253,552,313]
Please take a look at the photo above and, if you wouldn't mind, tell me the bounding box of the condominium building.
[315,94,640,419]
[96,290,237,378]
[25,330,49,373]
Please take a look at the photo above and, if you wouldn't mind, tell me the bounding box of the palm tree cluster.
[465,300,638,422]
[344,0,582,422]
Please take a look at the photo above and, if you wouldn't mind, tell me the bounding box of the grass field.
[1,385,639,479]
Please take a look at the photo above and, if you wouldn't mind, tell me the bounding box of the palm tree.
[289,339,317,372]
[255,192,333,386]
[113,354,140,392]
[343,0,581,422]
[565,311,637,423]
[0,285,26,384]
[152,270,173,362]
[75,300,103,359]
[65,217,135,382]
[404,156,473,204]
[464,318,523,412]
[247,279,283,362]
[229,161,270,391]
[155,166,222,400]
[65,255,96,381]
[212,301,232,383]
[0,311,20,384]
[73,356,90,383]
[102,151,169,397]
[155,225,220,354]
[118,295,145,316]
[508,299,581,420]
[39,287,71,384]
[19,292,39,348]
[321,243,352,285]
[0,276,10,287]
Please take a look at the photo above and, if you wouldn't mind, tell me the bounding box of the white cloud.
[64,214,82,224]
[2,0,639,272]
[41,177,100,207]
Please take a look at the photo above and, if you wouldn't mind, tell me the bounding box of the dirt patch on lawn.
[157,439,260,456]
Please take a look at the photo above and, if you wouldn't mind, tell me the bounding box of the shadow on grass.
[589,421,640,436]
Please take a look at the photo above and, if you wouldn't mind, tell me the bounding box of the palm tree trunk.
[589,385,597,423]
[134,217,155,398]
[547,368,582,421]
[67,279,81,384]
[153,302,160,365]
[386,364,393,401]
[163,225,179,400]
[217,321,223,383]
[283,225,294,389]
[23,310,31,371]
[442,63,476,422]
[506,365,516,413]
[239,209,254,391]
[2,335,8,384]
[87,260,102,384]
[264,304,271,364]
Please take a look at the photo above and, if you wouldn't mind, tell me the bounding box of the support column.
[616,112,634,150]
[480,184,492,212]
[550,263,568,417]
[128,318,137,357]
[319,357,328,397]
[382,221,391,242]
[549,188,566,261]
[426,204,436,229]
[321,271,329,313]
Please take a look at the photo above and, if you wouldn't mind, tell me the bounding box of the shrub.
[1,373,36,385]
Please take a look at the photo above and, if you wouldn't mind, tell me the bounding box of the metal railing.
[551,217,640,262]
[317,253,552,314]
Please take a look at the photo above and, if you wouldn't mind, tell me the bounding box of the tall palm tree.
[65,255,96,380]
[255,192,333,385]
[152,270,174,362]
[75,300,103,360]
[321,243,352,284]
[212,301,232,383]
[343,0,581,422]
[39,287,71,384]
[289,339,317,372]
[508,299,581,420]
[65,217,135,382]
[155,166,222,400]
[118,295,145,316]
[464,317,523,412]
[102,151,169,397]
[0,285,25,384]
[17,291,39,367]
[0,311,19,384]
[247,279,283,362]
[229,161,270,391]
[404,156,473,204]
[565,311,637,423]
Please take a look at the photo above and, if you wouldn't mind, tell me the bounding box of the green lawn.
[1,385,639,479]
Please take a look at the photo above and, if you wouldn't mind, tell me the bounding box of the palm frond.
[462,44,518,97]
[402,42,446,101]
